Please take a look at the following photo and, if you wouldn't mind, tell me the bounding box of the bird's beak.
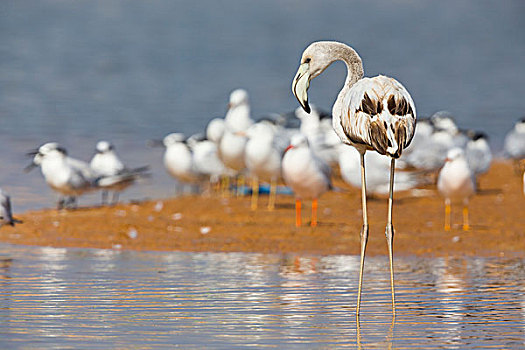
[284,145,294,153]
[292,63,311,114]
[24,149,40,172]
[146,139,165,148]
[24,162,37,173]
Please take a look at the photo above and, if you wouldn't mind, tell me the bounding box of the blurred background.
[0,0,524,211]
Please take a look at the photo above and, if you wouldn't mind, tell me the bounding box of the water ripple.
[0,244,523,348]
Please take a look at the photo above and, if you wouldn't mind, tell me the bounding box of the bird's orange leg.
[251,176,259,210]
[385,158,396,317]
[357,152,369,319]
[311,198,318,227]
[462,198,470,231]
[444,198,451,231]
[295,199,301,227]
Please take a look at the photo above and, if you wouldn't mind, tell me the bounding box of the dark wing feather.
[369,121,388,155]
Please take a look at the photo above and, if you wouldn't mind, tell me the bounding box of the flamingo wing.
[340,75,416,158]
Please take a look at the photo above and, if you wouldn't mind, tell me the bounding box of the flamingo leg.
[251,176,259,210]
[385,157,396,316]
[295,199,301,227]
[267,177,276,211]
[311,198,318,227]
[444,198,451,231]
[357,152,369,318]
[462,198,470,231]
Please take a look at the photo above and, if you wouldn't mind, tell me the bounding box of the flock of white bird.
[0,41,524,315]
[0,65,523,232]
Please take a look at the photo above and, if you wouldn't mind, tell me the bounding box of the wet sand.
[1,161,523,257]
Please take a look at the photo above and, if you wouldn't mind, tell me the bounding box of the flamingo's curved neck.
[328,43,364,100]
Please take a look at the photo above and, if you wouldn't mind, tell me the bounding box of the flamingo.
[291,41,416,316]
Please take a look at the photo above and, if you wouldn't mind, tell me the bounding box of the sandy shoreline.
[0,161,523,257]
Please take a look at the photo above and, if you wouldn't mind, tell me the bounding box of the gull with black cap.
[25,142,100,209]
[90,140,149,205]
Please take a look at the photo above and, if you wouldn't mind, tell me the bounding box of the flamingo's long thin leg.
[357,152,369,318]
[385,157,396,317]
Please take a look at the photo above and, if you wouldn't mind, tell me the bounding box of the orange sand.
[0,161,523,257]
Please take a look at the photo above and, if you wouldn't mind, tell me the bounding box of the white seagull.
[295,105,341,166]
[206,117,226,144]
[218,127,248,175]
[402,128,452,171]
[465,132,492,178]
[292,41,416,316]
[399,118,433,167]
[90,141,149,205]
[402,112,468,172]
[186,133,229,186]
[282,134,331,227]
[504,118,525,172]
[26,142,98,208]
[224,88,254,133]
[430,111,469,149]
[26,142,134,209]
[245,121,288,210]
[437,148,475,231]
[151,133,205,194]
[218,89,254,194]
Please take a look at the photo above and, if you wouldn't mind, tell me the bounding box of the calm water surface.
[0,244,523,349]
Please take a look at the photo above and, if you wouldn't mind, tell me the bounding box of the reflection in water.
[0,244,523,348]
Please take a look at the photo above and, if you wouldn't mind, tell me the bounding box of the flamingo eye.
[304,58,311,63]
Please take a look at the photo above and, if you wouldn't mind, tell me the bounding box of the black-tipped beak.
[24,162,37,173]
[292,63,311,114]
[302,103,311,114]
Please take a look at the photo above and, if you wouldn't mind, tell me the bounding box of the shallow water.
[0,1,524,211]
[0,244,523,349]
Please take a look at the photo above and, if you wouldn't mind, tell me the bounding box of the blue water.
[0,244,523,349]
[1,0,524,211]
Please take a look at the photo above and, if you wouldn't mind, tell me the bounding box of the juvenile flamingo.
[292,41,416,316]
